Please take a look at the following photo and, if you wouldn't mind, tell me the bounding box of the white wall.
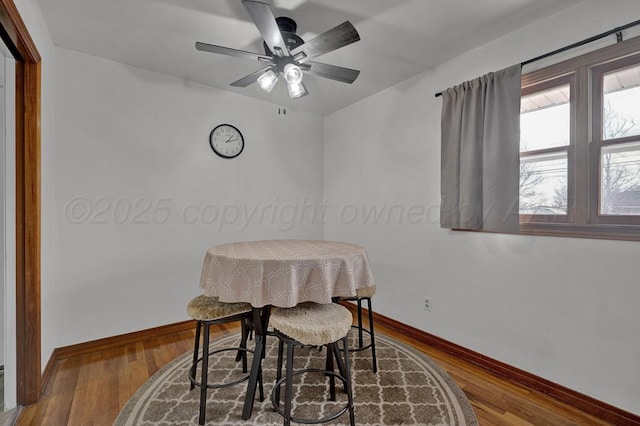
[324,0,640,415]
[11,0,56,405]
[53,47,324,347]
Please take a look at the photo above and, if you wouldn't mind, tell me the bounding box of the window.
[594,58,640,221]
[520,37,640,240]
[520,81,571,218]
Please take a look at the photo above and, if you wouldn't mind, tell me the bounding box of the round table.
[199,239,376,308]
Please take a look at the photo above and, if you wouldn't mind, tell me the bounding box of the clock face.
[209,124,244,158]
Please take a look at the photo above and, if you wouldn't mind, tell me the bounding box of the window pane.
[600,141,640,215]
[603,65,640,139]
[521,85,570,152]
[520,152,568,214]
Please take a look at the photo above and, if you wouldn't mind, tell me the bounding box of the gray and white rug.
[115,331,478,425]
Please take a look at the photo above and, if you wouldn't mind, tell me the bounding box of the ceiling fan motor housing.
[263,16,304,56]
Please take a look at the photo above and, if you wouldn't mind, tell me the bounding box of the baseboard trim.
[41,319,196,391]
[40,351,58,395]
[341,302,640,425]
[57,319,196,360]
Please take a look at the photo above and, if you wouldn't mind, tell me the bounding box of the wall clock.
[209,124,244,159]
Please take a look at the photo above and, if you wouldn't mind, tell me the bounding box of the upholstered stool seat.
[270,302,356,426]
[187,295,252,320]
[338,285,378,372]
[354,285,376,299]
[187,295,262,425]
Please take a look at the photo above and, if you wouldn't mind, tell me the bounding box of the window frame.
[590,53,640,225]
[519,74,575,225]
[520,35,640,241]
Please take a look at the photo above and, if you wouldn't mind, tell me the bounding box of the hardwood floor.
[18,320,613,426]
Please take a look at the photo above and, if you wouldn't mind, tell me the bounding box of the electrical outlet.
[424,297,432,311]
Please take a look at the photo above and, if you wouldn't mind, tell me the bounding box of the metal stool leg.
[198,322,211,426]
[236,318,249,372]
[357,299,364,348]
[190,321,201,391]
[327,342,336,401]
[283,342,295,426]
[335,335,356,426]
[274,339,284,404]
[332,343,347,393]
[258,365,264,402]
[367,297,378,373]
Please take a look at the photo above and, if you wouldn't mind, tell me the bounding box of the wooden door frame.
[0,0,42,405]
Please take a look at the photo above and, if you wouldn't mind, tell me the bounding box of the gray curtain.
[440,64,521,233]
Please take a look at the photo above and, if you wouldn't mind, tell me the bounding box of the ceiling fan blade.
[230,66,276,87]
[291,21,360,63]
[305,61,360,84]
[196,42,272,62]
[241,0,290,57]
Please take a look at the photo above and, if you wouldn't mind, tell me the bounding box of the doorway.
[0,0,43,407]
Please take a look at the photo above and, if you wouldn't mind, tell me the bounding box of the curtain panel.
[440,64,521,233]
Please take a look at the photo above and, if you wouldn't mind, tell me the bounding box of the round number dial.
[210,124,244,159]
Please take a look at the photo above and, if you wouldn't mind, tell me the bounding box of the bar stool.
[269,302,356,426]
[338,285,377,373]
[187,295,263,425]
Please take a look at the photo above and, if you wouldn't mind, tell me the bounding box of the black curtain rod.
[434,18,640,98]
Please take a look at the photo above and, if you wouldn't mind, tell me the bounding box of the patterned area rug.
[115,331,478,425]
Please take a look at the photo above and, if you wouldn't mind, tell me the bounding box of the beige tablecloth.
[199,240,375,308]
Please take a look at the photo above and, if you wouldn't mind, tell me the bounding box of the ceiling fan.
[196,0,361,99]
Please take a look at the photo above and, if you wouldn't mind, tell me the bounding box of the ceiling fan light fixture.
[287,81,305,99]
[283,63,303,85]
[257,69,278,93]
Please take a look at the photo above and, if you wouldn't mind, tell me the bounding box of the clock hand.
[226,138,238,143]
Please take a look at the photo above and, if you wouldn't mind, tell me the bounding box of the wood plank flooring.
[18,320,613,425]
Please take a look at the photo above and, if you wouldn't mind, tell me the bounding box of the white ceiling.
[37,0,583,115]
